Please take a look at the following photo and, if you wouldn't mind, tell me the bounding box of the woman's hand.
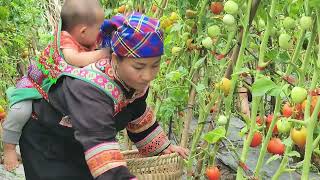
[161,144,189,159]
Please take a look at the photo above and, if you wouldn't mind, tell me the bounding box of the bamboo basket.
[122,150,183,180]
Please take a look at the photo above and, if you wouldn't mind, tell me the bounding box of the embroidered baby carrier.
[7,21,144,114]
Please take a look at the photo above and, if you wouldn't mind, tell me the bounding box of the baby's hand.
[99,48,111,59]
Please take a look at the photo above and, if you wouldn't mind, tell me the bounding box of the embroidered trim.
[127,107,156,133]
[135,126,171,156]
[85,142,120,160]
[85,142,126,178]
[28,76,49,101]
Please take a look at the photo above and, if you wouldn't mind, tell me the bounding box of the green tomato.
[171,46,182,55]
[202,37,213,49]
[181,32,190,41]
[223,14,235,25]
[283,17,295,29]
[300,16,312,29]
[224,0,238,14]
[277,118,292,133]
[208,25,221,38]
[258,19,266,29]
[278,33,291,49]
[291,87,308,104]
[217,115,228,125]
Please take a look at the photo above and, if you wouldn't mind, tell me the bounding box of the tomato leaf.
[252,76,277,96]
[203,126,226,144]
[196,83,206,93]
[193,57,206,69]
[268,86,282,97]
[309,0,320,9]
[266,154,282,165]
[287,151,301,158]
[239,126,249,137]
[166,71,182,81]
[170,23,182,33]
[282,137,292,147]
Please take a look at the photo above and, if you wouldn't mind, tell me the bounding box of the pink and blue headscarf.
[100,12,164,58]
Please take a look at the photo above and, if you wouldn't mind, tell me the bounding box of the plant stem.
[285,29,306,75]
[236,97,260,179]
[272,140,293,180]
[235,1,276,178]
[299,17,317,86]
[222,30,236,55]
[254,95,281,176]
[301,12,320,178]
[180,71,199,148]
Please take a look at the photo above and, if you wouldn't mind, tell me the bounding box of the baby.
[2,0,110,171]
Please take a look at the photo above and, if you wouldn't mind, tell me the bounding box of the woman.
[16,12,188,180]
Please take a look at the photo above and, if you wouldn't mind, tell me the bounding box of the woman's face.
[113,54,161,91]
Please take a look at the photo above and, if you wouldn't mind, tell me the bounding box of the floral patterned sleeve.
[118,91,171,157]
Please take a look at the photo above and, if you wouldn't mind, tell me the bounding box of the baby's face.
[81,9,105,48]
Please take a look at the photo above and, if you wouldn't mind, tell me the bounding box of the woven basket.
[122,150,183,180]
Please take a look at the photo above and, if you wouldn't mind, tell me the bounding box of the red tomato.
[282,103,293,117]
[256,116,264,126]
[215,54,225,60]
[206,166,220,180]
[249,131,263,147]
[267,138,285,155]
[210,2,224,15]
[266,114,278,133]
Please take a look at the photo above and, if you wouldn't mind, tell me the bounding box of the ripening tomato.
[291,87,308,104]
[256,116,264,126]
[0,111,6,120]
[151,4,157,13]
[266,114,278,133]
[0,105,4,113]
[291,126,307,148]
[206,166,221,180]
[302,96,320,118]
[282,103,293,117]
[248,131,263,147]
[210,2,224,15]
[267,138,285,155]
[215,78,231,96]
[277,118,292,133]
[118,5,126,13]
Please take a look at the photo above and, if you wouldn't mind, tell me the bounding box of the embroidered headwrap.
[100,12,164,58]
